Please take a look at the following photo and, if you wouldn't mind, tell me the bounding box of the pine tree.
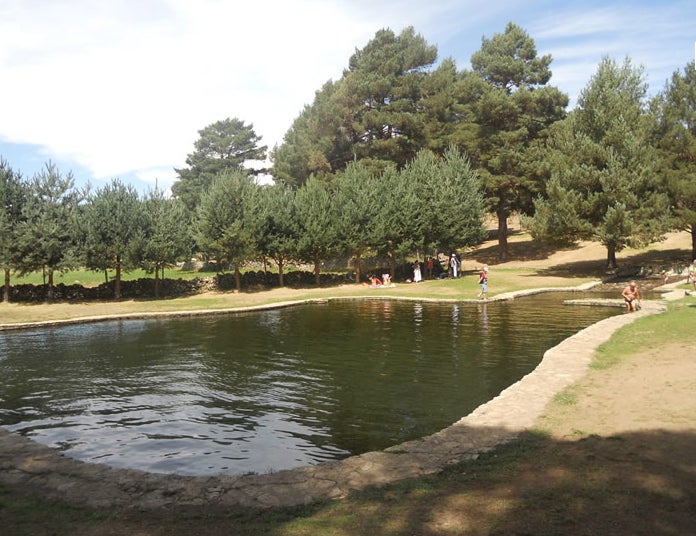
[653,61,696,260]
[15,162,82,300]
[0,159,27,302]
[528,57,671,269]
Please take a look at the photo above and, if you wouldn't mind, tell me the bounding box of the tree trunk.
[234,263,241,292]
[154,266,161,299]
[47,268,54,301]
[497,209,509,261]
[104,268,109,284]
[278,259,285,287]
[691,224,696,262]
[3,268,10,303]
[354,251,362,283]
[314,258,321,286]
[115,255,122,299]
[606,245,617,270]
[388,252,396,279]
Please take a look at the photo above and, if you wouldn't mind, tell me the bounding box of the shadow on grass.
[2,429,694,535]
[466,233,691,282]
[463,234,574,265]
[537,247,694,282]
[269,430,696,536]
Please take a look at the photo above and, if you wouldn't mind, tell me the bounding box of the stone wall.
[2,270,358,303]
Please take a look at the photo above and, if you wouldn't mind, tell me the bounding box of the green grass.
[552,385,581,406]
[592,299,696,370]
[11,267,204,287]
[9,264,596,295]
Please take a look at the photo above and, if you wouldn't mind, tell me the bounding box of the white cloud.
[0,1,693,190]
[0,0,375,187]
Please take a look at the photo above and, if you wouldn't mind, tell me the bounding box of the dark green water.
[0,294,621,476]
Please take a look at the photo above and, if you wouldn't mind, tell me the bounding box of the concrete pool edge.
[0,285,674,510]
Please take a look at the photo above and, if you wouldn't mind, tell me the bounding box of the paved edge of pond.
[0,284,682,510]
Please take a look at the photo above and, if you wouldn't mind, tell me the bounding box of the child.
[478,266,488,300]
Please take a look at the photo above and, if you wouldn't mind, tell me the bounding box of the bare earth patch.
[540,342,696,439]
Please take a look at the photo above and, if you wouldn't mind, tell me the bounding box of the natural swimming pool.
[0,293,621,476]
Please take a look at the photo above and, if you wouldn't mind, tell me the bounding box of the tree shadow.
[2,428,695,535]
[463,232,571,264]
[464,231,691,282]
[269,429,696,536]
[538,247,693,282]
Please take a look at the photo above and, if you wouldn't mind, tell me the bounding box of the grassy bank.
[0,266,597,326]
[591,299,696,369]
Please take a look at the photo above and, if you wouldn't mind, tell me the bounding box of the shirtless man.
[621,281,641,311]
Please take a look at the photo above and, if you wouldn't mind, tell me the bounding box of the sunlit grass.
[592,300,696,370]
[11,267,205,287]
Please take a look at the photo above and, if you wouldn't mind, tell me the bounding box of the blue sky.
[0,0,693,193]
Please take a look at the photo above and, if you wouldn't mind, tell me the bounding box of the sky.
[0,0,694,193]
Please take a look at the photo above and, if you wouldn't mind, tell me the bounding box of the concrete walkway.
[0,287,686,510]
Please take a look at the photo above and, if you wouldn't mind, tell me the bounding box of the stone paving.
[0,285,687,510]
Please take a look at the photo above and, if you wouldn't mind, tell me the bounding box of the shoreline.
[0,280,604,332]
[0,285,673,509]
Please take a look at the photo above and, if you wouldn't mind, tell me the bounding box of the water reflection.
[0,294,620,476]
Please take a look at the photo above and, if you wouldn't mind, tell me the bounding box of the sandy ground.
[539,341,696,439]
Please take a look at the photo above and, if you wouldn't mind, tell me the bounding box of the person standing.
[449,253,459,278]
[426,256,434,279]
[478,266,488,300]
[413,261,422,283]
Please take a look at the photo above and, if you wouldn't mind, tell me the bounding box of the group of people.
[365,273,393,288]
[411,258,488,299]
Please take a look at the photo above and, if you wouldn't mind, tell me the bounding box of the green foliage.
[529,57,671,268]
[471,22,553,91]
[82,178,148,298]
[172,118,267,211]
[139,188,193,295]
[294,176,339,284]
[652,61,696,259]
[271,22,567,264]
[333,162,380,281]
[0,158,27,301]
[249,183,298,286]
[14,162,83,299]
[463,22,568,259]
[367,147,485,273]
[270,81,343,187]
[196,171,257,290]
[271,26,438,186]
[395,147,485,255]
